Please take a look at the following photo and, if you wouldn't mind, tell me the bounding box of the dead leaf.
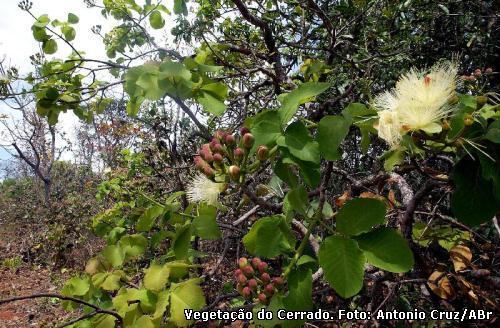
[335,191,350,208]
[428,271,455,300]
[450,245,472,272]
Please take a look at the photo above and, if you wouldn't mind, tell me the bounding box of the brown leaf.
[450,245,472,272]
[428,271,455,300]
[335,191,350,208]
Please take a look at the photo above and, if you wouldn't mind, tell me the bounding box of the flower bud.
[229,165,240,181]
[214,130,227,141]
[213,153,223,163]
[242,133,255,149]
[242,287,252,298]
[213,143,225,154]
[243,265,254,277]
[234,269,242,277]
[236,283,243,294]
[476,95,488,108]
[258,261,268,273]
[234,147,245,161]
[258,293,267,303]
[194,156,206,170]
[256,145,269,161]
[251,257,262,269]
[441,119,451,131]
[238,257,248,269]
[485,67,493,74]
[202,166,215,178]
[272,276,284,287]
[240,126,250,136]
[237,274,247,284]
[474,69,482,77]
[261,272,270,283]
[463,114,474,126]
[264,284,275,296]
[200,144,214,162]
[248,278,258,289]
[225,134,235,145]
[210,138,220,152]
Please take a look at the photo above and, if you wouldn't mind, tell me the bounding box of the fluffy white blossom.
[186,174,225,206]
[374,61,458,146]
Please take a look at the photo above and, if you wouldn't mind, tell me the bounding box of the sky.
[0,0,112,163]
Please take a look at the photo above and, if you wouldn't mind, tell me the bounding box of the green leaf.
[173,0,188,15]
[61,25,76,41]
[144,262,170,291]
[279,121,320,163]
[67,13,79,24]
[274,159,298,188]
[318,235,365,298]
[382,147,406,171]
[356,228,414,273]
[279,82,330,123]
[197,92,226,116]
[173,224,192,260]
[451,157,498,226]
[33,14,50,27]
[136,204,164,232]
[102,245,124,268]
[243,216,296,258]
[342,102,376,121]
[485,120,500,143]
[42,39,58,54]
[317,115,351,160]
[62,276,90,296]
[193,203,221,239]
[100,272,122,291]
[283,267,313,311]
[250,110,283,150]
[336,198,387,236]
[285,186,309,216]
[170,279,206,327]
[119,234,148,259]
[149,10,165,29]
[32,26,49,42]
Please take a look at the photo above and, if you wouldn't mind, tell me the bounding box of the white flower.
[186,174,225,206]
[374,61,458,146]
[376,110,402,148]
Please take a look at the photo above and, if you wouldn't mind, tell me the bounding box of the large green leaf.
[197,92,226,116]
[451,157,497,226]
[102,245,125,268]
[485,120,500,143]
[318,235,365,298]
[119,234,148,259]
[42,39,58,54]
[355,228,414,273]
[243,216,296,258]
[279,82,330,123]
[136,204,164,232]
[285,186,309,216]
[317,115,351,160]
[193,203,221,239]
[173,224,192,260]
[278,121,320,163]
[173,0,188,15]
[170,279,206,327]
[336,198,387,236]
[250,110,283,150]
[283,267,313,311]
[149,10,165,29]
[144,262,170,291]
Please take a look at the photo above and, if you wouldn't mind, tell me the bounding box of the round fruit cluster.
[194,128,269,182]
[234,257,284,305]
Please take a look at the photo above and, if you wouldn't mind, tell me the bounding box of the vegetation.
[0,0,499,327]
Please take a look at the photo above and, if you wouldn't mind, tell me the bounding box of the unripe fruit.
[476,95,488,108]
[258,261,268,273]
[272,276,284,286]
[242,287,252,298]
[261,272,270,283]
[463,114,474,126]
[256,145,269,161]
[237,274,247,284]
[240,126,250,136]
[258,293,267,303]
[225,134,235,145]
[264,284,275,296]
[242,133,255,149]
[238,257,248,269]
[213,153,223,163]
[251,257,262,269]
[243,265,254,277]
[248,278,258,289]
[229,165,240,181]
[234,147,245,161]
